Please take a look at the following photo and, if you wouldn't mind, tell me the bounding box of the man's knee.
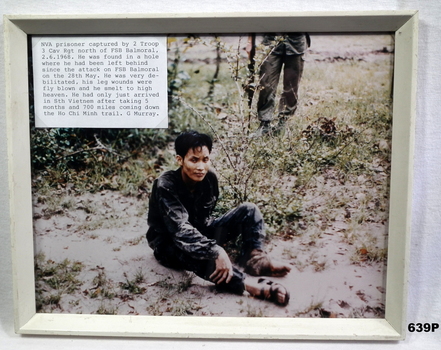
[239,201,257,211]
[239,202,262,218]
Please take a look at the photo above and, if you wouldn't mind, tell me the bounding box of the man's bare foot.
[243,249,291,277]
[245,277,290,306]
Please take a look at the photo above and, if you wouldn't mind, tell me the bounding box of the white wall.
[1,1,440,349]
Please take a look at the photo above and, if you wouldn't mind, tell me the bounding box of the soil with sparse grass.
[32,34,393,318]
[33,174,388,317]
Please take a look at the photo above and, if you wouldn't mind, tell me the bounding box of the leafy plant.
[120,271,147,295]
[30,116,171,195]
[88,270,116,299]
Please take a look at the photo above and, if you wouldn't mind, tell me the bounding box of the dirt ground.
[33,171,388,318]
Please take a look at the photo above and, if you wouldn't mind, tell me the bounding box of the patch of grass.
[88,270,117,300]
[78,217,131,232]
[35,254,84,312]
[37,194,74,217]
[125,235,145,246]
[78,198,97,214]
[296,301,324,317]
[146,302,163,316]
[156,273,194,295]
[305,251,328,272]
[147,297,202,316]
[120,271,147,295]
[351,242,388,264]
[69,299,80,307]
[349,304,385,318]
[135,199,149,217]
[36,293,62,312]
[282,247,297,260]
[167,299,202,316]
[96,302,118,315]
[146,273,201,316]
[242,304,266,317]
[134,268,146,284]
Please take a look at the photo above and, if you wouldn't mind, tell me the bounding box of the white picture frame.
[4,11,418,340]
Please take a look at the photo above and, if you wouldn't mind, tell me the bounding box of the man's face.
[177,146,211,187]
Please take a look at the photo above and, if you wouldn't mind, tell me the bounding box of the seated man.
[146,130,291,306]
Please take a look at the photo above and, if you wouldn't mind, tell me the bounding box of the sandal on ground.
[255,278,290,306]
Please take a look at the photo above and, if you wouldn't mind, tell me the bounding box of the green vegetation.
[146,274,202,316]
[165,36,392,241]
[31,35,392,241]
[35,254,84,312]
[30,127,171,196]
[89,270,117,299]
[120,270,147,294]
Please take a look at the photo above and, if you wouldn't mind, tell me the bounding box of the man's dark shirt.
[147,168,221,260]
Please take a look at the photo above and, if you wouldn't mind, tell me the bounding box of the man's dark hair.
[175,131,213,158]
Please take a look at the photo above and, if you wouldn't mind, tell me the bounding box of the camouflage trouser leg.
[278,53,304,119]
[257,53,304,122]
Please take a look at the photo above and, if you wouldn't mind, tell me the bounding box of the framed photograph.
[5,11,418,340]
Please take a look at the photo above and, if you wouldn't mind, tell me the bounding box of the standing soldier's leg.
[276,54,304,130]
[255,54,283,135]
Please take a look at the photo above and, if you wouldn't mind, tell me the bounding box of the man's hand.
[209,247,233,285]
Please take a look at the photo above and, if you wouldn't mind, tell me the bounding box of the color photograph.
[31,33,394,318]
